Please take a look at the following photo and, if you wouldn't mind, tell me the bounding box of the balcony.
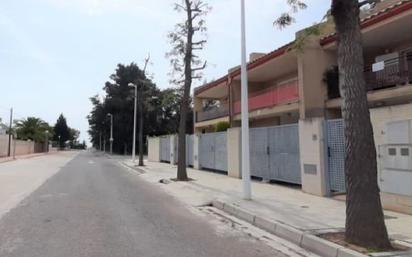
[196,105,229,122]
[233,81,299,114]
[328,54,412,99]
[365,55,412,91]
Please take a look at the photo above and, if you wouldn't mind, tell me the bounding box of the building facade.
[191,0,412,213]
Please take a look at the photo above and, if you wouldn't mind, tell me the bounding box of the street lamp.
[58,135,61,150]
[128,83,138,163]
[128,82,158,166]
[240,0,252,200]
[45,130,49,153]
[99,132,102,151]
[107,113,113,155]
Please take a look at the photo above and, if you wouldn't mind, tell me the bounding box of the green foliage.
[214,121,230,132]
[87,63,194,154]
[14,117,51,143]
[274,0,307,29]
[53,114,72,147]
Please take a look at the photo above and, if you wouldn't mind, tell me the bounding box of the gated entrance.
[250,124,301,185]
[199,132,227,172]
[160,136,171,163]
[174,135,194,166]
[187,135,194,167]
[324,119,346,193]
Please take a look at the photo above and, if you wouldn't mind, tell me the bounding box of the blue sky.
[0,0,329,143]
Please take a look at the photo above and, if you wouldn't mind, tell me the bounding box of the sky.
[0,0,329,143]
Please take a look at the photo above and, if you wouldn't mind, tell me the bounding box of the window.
[388,148,397,156]
[401,148,410,157]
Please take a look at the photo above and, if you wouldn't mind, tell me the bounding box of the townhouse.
[150,0,412,214]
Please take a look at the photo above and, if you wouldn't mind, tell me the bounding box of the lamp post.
[12,131,16,160]
[128,83,138,163]
[58,135,61,150]
[99,132,102,151]
[240,0,252,200]
[45,130,49,153]
[107,113,113,155]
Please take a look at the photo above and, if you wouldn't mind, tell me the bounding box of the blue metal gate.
[250,127,270,179]
[160,136,171,163]
[250,124,301,185]
[175,135,194,166]
[199,132,227,172]
[325,119,346,193]
[187,135,194,167]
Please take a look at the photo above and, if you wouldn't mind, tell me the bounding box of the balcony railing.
[364,55,412,91]
[328,55,412,99]
[233,80,299,114]
[196,105,229,122]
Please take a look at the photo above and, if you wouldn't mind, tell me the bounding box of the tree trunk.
[176,0,194,181]
[331,0,392,250]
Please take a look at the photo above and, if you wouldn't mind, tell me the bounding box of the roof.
[228,41,294,78]
[194,41,294,95]
[196,0,412,96]
[321,0,412,46]
[194,75,228,95]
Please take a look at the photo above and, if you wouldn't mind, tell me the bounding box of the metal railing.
[328,55,412,98]
[233,80,299,114]
[364,55,412,91]
[196,105,229,122]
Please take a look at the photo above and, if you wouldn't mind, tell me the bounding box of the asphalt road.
[0,151,288,257]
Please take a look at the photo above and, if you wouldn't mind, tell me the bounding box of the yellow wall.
[298,36,337,119]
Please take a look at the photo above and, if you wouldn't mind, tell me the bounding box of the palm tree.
[14,117,51,143]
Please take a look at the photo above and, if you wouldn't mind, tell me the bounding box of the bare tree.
[276,0,391,250]
[167,0,209,181]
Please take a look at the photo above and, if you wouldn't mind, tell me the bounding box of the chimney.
[249,52,266,62]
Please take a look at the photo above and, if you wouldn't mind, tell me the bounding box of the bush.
[214,121,230,132]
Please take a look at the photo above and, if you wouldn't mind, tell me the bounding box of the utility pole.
[107,113,113,155]
[129,54,150,165]
[45,130,49,153]
[128,83,138,162]
[139,55,150,167]
[99,132,102,151]
[12,133,16,160]
[7,108,13,157]
[240,0,252,200]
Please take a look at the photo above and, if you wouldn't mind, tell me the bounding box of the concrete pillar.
[299,118,328,196]
[227,127,242,178]
[147,137,160,162]
[297,36,336,119]
[170,135,177,165]
[193,134,201,169]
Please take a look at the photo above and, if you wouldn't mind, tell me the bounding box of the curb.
[212,200,408,257]
[0,152,57,164]
[120,161,145,175]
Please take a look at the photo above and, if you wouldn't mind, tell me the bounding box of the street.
[0,152,292,257]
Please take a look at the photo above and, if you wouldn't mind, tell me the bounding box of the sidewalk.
[0,152,57,163]
[0,151,78,219]
[122,160,412,255]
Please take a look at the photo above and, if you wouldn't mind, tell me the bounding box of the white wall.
[370,103,412,214]
[299,118,327,196]
[148,137,160,162]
